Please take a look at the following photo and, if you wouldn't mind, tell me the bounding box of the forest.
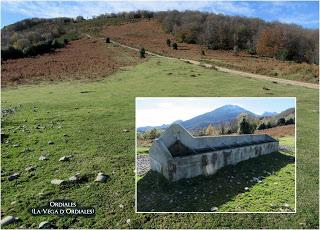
[156,10,319,64]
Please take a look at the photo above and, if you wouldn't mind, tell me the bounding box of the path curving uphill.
[110,39,318,90]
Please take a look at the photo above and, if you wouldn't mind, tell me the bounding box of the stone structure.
[149,124,279,182]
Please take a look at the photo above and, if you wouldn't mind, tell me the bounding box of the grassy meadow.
[1,57,318,228]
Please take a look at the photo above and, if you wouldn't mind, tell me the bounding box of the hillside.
[103,19,319,84]
[1,38,142,86]
[276,107,295,119]
[255,124,295,137]
[157,11,318,64]
[1,17,76,49]
[1,12,319,86]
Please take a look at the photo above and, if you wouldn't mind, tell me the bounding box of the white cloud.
[201,1,253,16]
[2,1,112,19]
[2,1,254,20]
[278,15,319,27]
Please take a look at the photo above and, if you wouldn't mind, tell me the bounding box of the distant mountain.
[275,108,295,119]
[181,105,258,130]
[171,120,184,125]
[261,111,278,117]
[137,119,183,132]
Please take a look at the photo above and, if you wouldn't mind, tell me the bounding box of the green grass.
[137,146,149,155]
[278,136,295,149]
[1,57,318,228]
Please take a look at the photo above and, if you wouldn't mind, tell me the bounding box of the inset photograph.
[136,97,296,213]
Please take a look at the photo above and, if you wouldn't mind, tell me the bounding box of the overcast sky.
[136,97,296,127]
[1,1,319,28]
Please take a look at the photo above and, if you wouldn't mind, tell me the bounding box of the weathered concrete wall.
[149,124,279,182]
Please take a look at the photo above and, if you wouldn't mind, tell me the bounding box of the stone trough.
[149,124,279,182]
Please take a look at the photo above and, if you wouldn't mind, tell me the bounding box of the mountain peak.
[181,104,257,130]
[215,104,246,111]
[171,120,183,124]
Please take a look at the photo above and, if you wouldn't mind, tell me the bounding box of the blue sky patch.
[1,1,319,29]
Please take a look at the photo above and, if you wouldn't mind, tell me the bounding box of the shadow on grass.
[137,151,294,212]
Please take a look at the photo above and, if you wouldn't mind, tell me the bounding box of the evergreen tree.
[166,38,171,47]
[172,43,178,50]
[139,47,146,58]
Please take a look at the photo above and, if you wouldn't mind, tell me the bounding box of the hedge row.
[1,39,67,61]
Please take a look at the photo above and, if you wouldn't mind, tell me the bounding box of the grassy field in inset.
[137,146,150,155]
[137,135,296,213]
[1,57,318,228]
[138,151,295,213]
[278,136,295,148]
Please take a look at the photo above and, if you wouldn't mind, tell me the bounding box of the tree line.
[1,17,82,61]
[156,10,319,64]
[197,115,295,136]
[137,115,294,141]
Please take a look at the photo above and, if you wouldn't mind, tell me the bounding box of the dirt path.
[110,40,318,90]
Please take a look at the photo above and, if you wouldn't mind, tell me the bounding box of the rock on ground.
[94,173,109,182]
[68,173,81,182]
[39,156,47,161]
[1,108,16,116]
[210,207,218,212]
[0,216,17,226]
[51,179,65,186]
[8,173,20,181]
[39,221,55,229]
[59,155,72,162]
[25,166,36,172]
